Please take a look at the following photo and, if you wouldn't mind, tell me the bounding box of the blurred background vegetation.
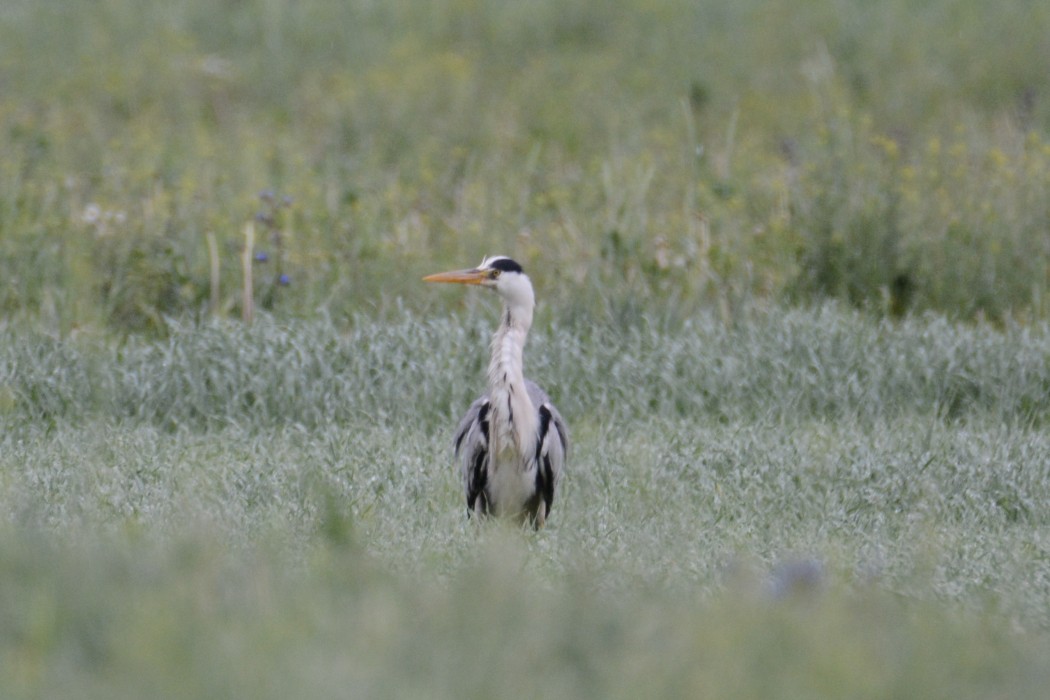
[2,0,1049,334]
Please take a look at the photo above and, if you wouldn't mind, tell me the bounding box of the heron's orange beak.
[422,268,489,285]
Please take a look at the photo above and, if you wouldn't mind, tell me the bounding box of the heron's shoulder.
[523,379,551,405]
[454,393,491,454]
[525,380,569,451]
[525,380,564,416]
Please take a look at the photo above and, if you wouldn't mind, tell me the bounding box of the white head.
[475,256,534,311]
[423,255,535,326]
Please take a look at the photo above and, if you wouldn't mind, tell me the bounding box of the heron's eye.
[490,269,501,279]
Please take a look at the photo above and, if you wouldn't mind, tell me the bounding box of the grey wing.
[526,380,569,517]
[453,394,491,515]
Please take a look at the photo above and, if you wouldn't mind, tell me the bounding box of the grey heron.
[424,256,568,528]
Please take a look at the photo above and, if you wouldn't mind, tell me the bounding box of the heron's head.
[423,256,534,309]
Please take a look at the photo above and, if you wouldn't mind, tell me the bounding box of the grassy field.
[3,310,1050,697]
[3,0,1050,696]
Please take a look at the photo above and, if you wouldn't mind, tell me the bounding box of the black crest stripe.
[489,257,524,274]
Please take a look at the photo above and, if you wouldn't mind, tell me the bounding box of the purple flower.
[254,251,269,263]
[278,273,291,286]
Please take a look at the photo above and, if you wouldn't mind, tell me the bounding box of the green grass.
[3,307,1050,696]
[4,305,1050,430]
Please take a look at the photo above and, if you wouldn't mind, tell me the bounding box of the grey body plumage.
[454,379,568,525]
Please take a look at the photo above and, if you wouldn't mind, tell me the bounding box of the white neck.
[486,291,537,459]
